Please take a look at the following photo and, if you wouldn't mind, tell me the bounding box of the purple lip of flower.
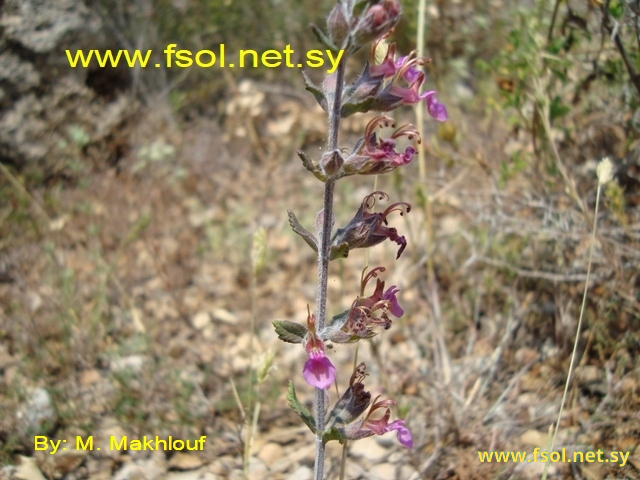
[302,312,336,390]
[382,285,404,317]
[359,396,414,449]
[302,352,336,390]
[387,420,413,449]
[369,40,397,78]
[424,91,448,122]
[395,54,425,84]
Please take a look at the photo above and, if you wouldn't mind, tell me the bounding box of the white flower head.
[597,157,614,185]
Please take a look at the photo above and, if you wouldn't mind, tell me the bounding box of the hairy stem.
[313,58,346,480]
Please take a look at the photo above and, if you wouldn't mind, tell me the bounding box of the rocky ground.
[1,77,639,478]
[1,1,640,479]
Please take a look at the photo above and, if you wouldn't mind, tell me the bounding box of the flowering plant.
[272,1,446,477]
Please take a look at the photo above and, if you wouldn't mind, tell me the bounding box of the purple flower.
[358,266,404,319]
[425,91,448,122]
[387,420,413,449]
[302,312,336,389]
[325,266,404,343]
[363,40,448,121]
[343,116,420,177]
[303,353,336,390]
[359,398,413,449]
[382,284,404,318]
[334,364,413,449]
[331,191,410,259]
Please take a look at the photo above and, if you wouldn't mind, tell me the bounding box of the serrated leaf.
[302,70,328,112]
[298,151,327,182]
[287,381,316,433]
[272,320,307,344]
[310,24,338,52]
[288,210,318,252]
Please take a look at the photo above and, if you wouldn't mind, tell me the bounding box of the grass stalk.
[541,158,612,479]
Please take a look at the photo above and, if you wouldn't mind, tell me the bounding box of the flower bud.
[327,2,351,49]
[320,149,345,178]
[351,0,402,48]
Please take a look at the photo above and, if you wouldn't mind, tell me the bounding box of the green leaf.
[272,320,307,344]
[608,0,623,19]
[310,24,338,52]
[287,381,316,433]
[340,98,374,118]
[322,426,344,445]
[297,151,327,182]
[288,210,319,252]
[549,96,570,122]
[302,70,327,111]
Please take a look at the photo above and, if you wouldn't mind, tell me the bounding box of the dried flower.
[331,191,410,259]
[325,266,404,343]
[343,115,420,176]
[327,363,371,426]
[333,363,413,448]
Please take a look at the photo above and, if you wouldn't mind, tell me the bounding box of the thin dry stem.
[542,181,604,479]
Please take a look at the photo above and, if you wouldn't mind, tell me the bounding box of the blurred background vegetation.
[1,0,639,477]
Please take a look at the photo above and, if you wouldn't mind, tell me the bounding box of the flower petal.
[388,420,413,449]
[425,93,448,121]
[383,285,404,317]
[302,355,336,389]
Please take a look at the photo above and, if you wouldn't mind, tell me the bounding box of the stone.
[192,311,211,330]
[168,453,204,471]
[16,387,56,435]
[12,456,47,480]
[257,442,284,468]
[285,465,312,480]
